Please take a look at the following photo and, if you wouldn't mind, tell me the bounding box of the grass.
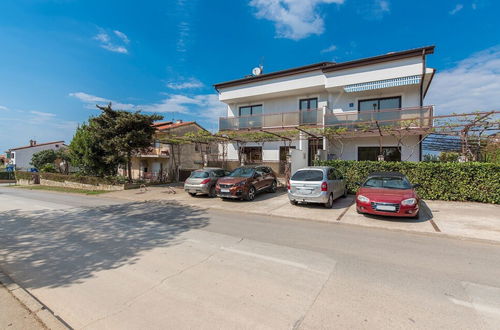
[12,185,110,195]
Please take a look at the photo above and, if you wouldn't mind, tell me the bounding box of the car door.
[261,167,274,188]
[254,167,266,191]
[332,168,343,198]
[327,168,336,197]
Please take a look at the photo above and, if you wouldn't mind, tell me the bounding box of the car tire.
[268,180,277,193]
[324,194,334,208]
[208,186,216,198]
[245,186,256,201]
[290,200,298,206]
[188,192,196,197]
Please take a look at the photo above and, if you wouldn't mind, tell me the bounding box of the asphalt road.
[1,187,500,329]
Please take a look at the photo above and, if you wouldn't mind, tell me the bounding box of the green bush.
[16,172,129,186]
[0,171,15,180]
[40,163,57,173]
[14,171,35,181]
[315,160,500,204]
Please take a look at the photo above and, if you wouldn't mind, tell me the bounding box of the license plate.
[221,189,230,193]
[376,205,396,211]
[189,190,197,193]
[298,189,311,195]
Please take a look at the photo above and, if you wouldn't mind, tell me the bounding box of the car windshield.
[228,168,255,178]
[363,177,411,189]
[190,171,209,178]
[291,170,324,181]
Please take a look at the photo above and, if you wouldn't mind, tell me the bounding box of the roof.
[8,141,65,151]
[366,172,406,178]
[214,46,435,90]
[154,121,209,133]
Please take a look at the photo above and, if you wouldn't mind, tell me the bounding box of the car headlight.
[234,181,245,187]
[401,198,417,206]
[357,195,369,203]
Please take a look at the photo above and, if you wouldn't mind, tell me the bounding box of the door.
[299,98,318,125]
[253,167,266,190]
[308,139,323,166]
[358,96,401,126]
[279,146,295,175]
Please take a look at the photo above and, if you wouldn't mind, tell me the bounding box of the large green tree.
[69,103,162,179]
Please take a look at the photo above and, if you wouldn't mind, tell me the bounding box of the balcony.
[219,106,433,132]
[136,147,170,158]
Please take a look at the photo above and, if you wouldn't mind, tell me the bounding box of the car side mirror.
[355,182,362,186]
[413,183,422,189]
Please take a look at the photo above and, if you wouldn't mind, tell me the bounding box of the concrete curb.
[0,270,71,330]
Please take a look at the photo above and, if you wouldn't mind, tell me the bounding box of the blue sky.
[0,0,499,151]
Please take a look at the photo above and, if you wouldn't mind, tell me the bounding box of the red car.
[356,172,421,218]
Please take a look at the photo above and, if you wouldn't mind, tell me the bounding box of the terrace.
[219,106,434,132]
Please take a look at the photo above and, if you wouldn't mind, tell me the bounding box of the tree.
[92,103,162,181]
[31,149,58,170]
[69,122,118,176]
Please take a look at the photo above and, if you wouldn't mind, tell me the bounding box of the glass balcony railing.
[219,106,433,131]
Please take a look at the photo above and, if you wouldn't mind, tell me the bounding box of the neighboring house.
[0,155,6,166]
[5,140,66,171]
[214,46,436,175]
[122,120,213,181]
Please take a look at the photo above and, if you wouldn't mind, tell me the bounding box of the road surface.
[1,187,500,329]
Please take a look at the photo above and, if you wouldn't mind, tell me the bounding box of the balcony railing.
[219,106,433,131]
[136,147,170,158]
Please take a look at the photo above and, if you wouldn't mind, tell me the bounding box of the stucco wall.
[10,143,65,170]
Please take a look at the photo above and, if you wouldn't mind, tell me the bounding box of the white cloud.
[70,91,227,125]
[69,92,136,111]
[427,46,500,115]
[93,29,129,54]
[30,111,56,118]
[166,78,204,90]
[321,44,337,53]
[249,0,344,40]
[0,105,8,111]
[449,4,464,15]
[113,30,130,44]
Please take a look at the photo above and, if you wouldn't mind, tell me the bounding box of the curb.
[0,270,71,330]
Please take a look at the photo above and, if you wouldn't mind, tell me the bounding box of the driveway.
[106,185,500,244]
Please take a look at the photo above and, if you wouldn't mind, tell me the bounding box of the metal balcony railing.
[219,106,433,131]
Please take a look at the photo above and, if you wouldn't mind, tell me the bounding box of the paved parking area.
[103,185,499,244]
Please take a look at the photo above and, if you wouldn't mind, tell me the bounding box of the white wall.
[223,140,301,162]
[11,143,65,170]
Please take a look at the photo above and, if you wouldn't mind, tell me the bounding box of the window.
[358,147,401,161]
[190,171,209,178]
[239,105,262,116]
[358,96,401,111]
[214,169,226,177]
[291,170,324,182]
[363,177,411,190]
[241,147,262,163]
[239,105,263,128]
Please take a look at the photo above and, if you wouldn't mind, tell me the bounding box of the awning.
[343,75,421,93]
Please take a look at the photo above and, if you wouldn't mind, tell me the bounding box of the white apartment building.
[214,46,436,175]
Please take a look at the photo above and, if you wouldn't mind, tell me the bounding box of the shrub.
[14,171,35,181]
[315,160,500,204]
[40,163,57,173]
[0,171,15,180]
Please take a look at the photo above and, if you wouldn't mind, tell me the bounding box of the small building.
[5,140,66,171]
[121,120,213,181]
[214,46,436,175]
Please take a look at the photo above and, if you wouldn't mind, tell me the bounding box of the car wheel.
[290,200,298,206]
[342,187,348,198]
[268,180,277,193]
[324,194,334,208]
[208,186,216,198]
[188,192,196,197]
[245,186,256,201]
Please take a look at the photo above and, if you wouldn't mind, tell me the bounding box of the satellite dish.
[252,67,262,76]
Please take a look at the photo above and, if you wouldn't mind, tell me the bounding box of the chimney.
[176,119,183,124]
[29,140,36,147]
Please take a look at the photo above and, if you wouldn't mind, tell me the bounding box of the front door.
[279,146,295,175]
[299,98,318,125]
[308,139,323,166]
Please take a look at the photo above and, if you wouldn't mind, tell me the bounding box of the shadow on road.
[0,201,209,289]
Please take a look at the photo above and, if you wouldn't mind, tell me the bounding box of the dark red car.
[216,165,277,201]
[356,172,421,218]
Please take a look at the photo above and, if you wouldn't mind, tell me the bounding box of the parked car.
[356,172,420,218]
[216,165,277,201]
[184,168,228,197]
[288,166,347,208]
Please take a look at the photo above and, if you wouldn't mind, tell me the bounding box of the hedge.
[15,172,129,186]
[0,171,15,180]
[315,160,500,204]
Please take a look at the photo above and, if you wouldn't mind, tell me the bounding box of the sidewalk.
[105,185,500,244]
[0,284,43,330]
